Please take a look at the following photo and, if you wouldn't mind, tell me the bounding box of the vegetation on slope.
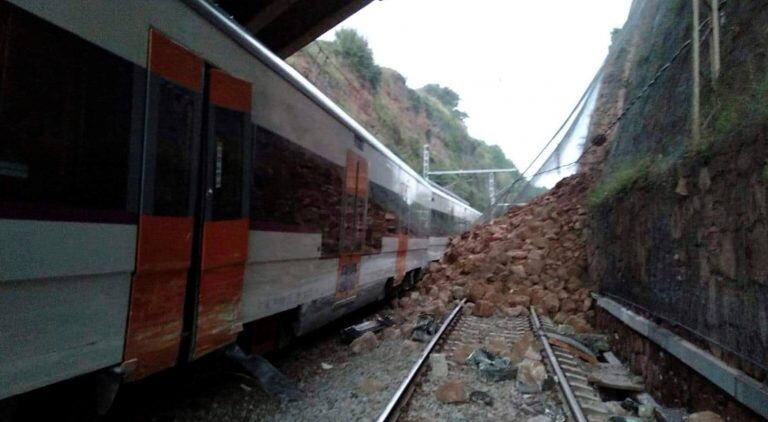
[288,29,522,209]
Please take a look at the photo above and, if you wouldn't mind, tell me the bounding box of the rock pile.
[397,173,596,330]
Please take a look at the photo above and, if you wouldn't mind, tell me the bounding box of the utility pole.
[487,174,495,206]
[710,0,721,82]
[691,0,701,145]
[422,144,430,179]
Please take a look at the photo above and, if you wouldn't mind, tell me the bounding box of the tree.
[335,28,381,89]
[422,84,460,109]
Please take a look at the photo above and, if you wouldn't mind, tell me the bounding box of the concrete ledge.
[596,295,768,419]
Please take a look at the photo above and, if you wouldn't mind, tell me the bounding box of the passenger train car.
[0,0,480,400]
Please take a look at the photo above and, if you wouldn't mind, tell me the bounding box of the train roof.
[215,0,374,58]
[185,0,480,217]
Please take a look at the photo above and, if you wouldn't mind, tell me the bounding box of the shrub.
[334,28,381,89]
[588,156,653,208]
[422,84,460,109]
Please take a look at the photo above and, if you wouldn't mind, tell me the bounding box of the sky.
[320,0,632,171]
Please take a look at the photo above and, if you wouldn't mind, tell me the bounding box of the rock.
[510,333,536,364]
[675,177,689,196]
[435,379,468,404]
[467,282,487,302]
[359,377,384,394]
[531,236,549,249]
[516,358,547,393]
[564,315,593,333]
[437,289,452,304]
[560,299,577,313]
[398,297,413,311]
[320,362,333,370]
[473,300,496,317]
[483,291,507,306]
[350,331,379,354]
[544,279,564,292]
[381,327,402,340]
[451,286,465,300]
[451,343,477,363]
[524,257,545,276]
[469,390,493,406]
[510,265,527,279]
[541,292,560,314]
[638,404,654,418]
[526,415,550,422]
[504,306,527,317]
[429,353,449,378]
[508,294,531,307]
[565,276,582,292]
[686,411,724,422]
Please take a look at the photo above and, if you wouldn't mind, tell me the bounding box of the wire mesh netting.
[479,70,604,223]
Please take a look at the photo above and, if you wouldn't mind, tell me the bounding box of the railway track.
[377,302,611,422]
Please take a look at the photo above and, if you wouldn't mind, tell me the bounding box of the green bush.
[588,156,653,208]
[422,84,460,109]
[335,28,381,89]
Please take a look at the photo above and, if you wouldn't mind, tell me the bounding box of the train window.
[365,184,388,253]
[250,126,343,256]
[0,3,138,222]
[210,107,244,220]
[152,81,196,216]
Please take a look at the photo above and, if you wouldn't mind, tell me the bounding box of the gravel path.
[103,305,423,422]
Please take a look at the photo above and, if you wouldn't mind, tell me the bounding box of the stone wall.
[589,123,768,382]
[596,307,761,421]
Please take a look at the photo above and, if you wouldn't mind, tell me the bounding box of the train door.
[394,182,409,285]
[335,150,368,304]
[188,67,251,360]
[123,29,203,380]
[123,29,251,380]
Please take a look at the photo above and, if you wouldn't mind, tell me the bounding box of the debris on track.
[403,173,596,330]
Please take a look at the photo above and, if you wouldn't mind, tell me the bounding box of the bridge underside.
[216,0,374,58]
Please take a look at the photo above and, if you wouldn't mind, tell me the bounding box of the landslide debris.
[396,173,596,329]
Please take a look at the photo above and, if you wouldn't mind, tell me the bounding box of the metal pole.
[691,0,701,145]
[488,173,495,206]
[710,0,721,82]
[422,144,430,179]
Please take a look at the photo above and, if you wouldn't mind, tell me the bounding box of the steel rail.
[376,299,466,422]
[530,307,588,422]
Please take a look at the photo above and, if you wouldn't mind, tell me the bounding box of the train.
[0,0,480,401]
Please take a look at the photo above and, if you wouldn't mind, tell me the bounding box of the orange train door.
[188,68,251,360]
[335,150,368,304]
[123,29,203,380]
[123,30,251,379]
